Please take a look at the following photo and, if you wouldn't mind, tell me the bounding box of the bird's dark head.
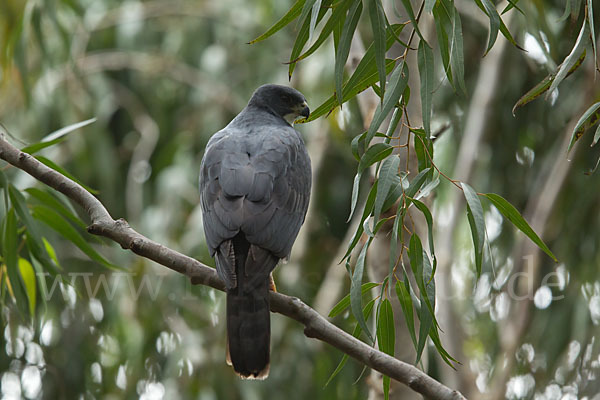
[248,84,310,124]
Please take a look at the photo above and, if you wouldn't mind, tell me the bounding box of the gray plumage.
[199,84,311,379]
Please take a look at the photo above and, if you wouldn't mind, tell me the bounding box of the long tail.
[226,234,272,379]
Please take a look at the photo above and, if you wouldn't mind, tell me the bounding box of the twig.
[0,136,466,399]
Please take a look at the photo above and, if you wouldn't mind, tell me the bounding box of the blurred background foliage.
[0,0,599,399]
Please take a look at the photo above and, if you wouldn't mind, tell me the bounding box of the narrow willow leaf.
[9,187,45,247]
[484,193,557,261]
[547,21,589,99]
[592,124,600,147]
[417,250,436,363]
[424,0,436,13]
[405,168,431,199]
[294,0,353,64]
[568,101,600,152]
[461,183,486,277]
[413,128,433,171]
[336,0,363,105]
[389,201,405,277]
[475,0,500,55]
[412,199,436,273]
[289,0,332,77]
[400,0,425,40]
[368,0,388,96]
[308,0,323,42]
[409,234,436,320]
[396,280,417,349]
[418,41,434,138]
[433,2,453,88]
[512,51,586,115]
[329,282,379,317]
[35,156,99,194]
[449,2,466,93]
[249,0,305,44]
[374,156,400,223]
[21,118,97,155]
[588,0,597,69]
[381,172,405,213]
[351,239,374,341]
[358,143,394,173]
[31,205,122,270]
[429,322,458,367]
[325,298,376,386]
[502,0,524,15]
[377,298,395,356]
[376,298,395,400]
[298,0,319,37]
[344,181,377,259]
[474,0,521,50]
[305,24,405,121]
[4,208,27,314]
[347,143,393,221]
[25,188,87,230]
[366,62,409,145]
[18,258,36,316]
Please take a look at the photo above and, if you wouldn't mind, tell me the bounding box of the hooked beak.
[299,101,310,118]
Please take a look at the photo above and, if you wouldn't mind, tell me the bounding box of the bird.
[199,84,312,379]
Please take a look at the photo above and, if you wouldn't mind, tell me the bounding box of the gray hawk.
[199,84,311,379]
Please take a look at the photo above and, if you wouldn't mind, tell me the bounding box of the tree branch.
[0,135,466,400]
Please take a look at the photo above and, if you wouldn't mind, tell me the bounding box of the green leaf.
[305,24,405,121]
[592,123,600,147]
[368,0,388,96]
[395,280,417,348]
[329,282,380,317]
[418,40,434,138]
[35,156,99,194]
[461,183,486,277]
[343,181,377,260]
[350,239,374,342]
[588,0,597,70]
[568,101,600,152]
[400,0,425,41]
[449,2,466,93]
[413,128,433,171]
[374,156,400,223]
[25,188,87,230]
[405,168,431,199]
[348,143,393,221]
[412,199,436,274]
[4,208,27,314]
[416,249,435,364]
[424,0,436,13]
[325,298,376,386]
[474,0,500,55]
[547,20,589,100]
[18,258,36,316]
[294,0,353,64]
[512,51,586,115]
[433,3,452,87]
[366,62,409,145]
[21,117,97,155]
[335,0,363,105]
[248,0,305,44]
[376,298,395,400]
[30,205,122,270]
[484,193,557,261]
[501,0,524,15]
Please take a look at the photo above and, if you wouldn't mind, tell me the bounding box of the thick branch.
[0,135,465,400]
